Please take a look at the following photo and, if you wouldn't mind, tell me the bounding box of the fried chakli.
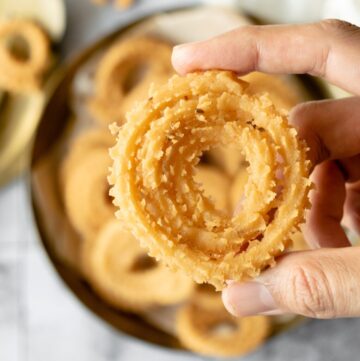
[89,37,173,124]
[176,302,270,357]
[60,128,114,184]
[179,273,270,356]
[64,149,115,238]
[110,70,311,290]
[0,19,50,92]
[82,220,194,311]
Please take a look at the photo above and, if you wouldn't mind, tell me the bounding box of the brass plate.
[29,6,329,353]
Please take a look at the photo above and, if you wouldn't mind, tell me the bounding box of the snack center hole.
[104,185,114,206]
[131,254,157,272]
[122,63,149,93]
[6,34,30,62]
[199,151,212,164]
[193,165,229,215]
[197,283,216,294]
[209,320,238,336]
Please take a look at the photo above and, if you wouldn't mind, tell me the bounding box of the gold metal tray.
[29,6,329,353]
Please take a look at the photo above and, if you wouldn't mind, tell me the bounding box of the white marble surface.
[2,0,360,360]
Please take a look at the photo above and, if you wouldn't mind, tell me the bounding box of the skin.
[172,19,360,319]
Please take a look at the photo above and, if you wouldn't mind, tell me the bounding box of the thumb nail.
[171,44,192,75]
[222,281,280,317]
[172,41,203,75]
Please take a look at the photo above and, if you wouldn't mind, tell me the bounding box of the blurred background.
[1,0,360,360]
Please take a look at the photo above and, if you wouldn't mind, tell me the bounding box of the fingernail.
[172,41,204,75]
[171,45,193,74]
[222,281,279,317]
[172,43,194,57]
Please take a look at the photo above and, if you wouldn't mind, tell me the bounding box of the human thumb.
[222,247,360,318]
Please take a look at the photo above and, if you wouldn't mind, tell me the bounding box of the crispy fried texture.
[110,70,311,290]
[82,220,194,311]
[89,37,173,124]
[0,19,50,92]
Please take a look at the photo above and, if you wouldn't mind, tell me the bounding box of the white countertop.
[2,0,360,360]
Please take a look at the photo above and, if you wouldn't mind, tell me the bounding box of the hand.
[172,20,360,319]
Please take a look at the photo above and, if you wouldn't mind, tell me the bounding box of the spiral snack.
[0,19,50,92]
[110,70,311,290]
[64,149,115,238]
[89,37,173,124]
[61,128,114,183]
[82,220,194,311]
[176,302,270,357]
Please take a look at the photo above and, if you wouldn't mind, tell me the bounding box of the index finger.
[172,20,360,95]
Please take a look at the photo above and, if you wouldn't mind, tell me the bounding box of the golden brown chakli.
[64,149,115,238]
[176,292,270,357]
[82,220,194,311]
[89,37,173,125]
[110,70,311,290]
[0,19,50,92]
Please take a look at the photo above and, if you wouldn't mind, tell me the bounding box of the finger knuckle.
[290,103,330,164]
[289,103,315,135]
[290,102,312,124]
[287,261,336,318]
